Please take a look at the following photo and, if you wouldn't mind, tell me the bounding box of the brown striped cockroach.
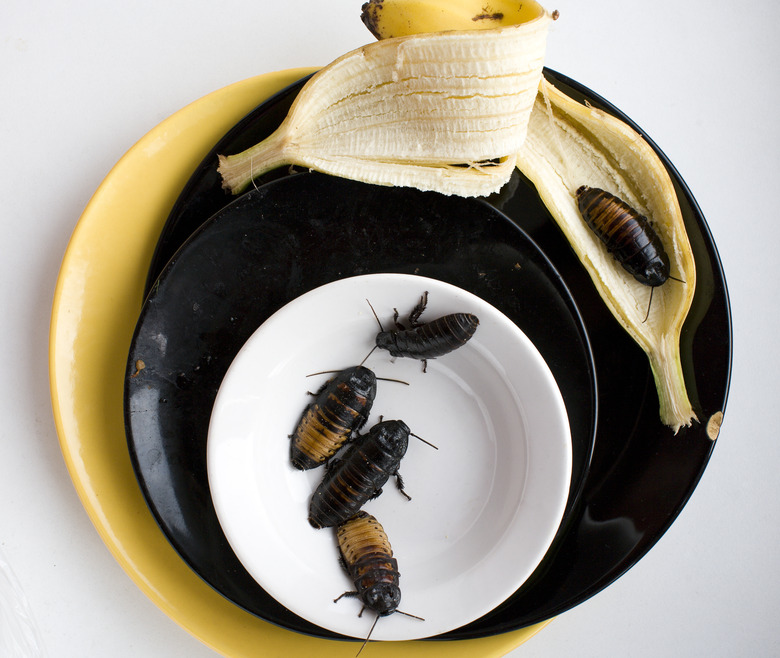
[335,511,423,655]
[290,366,409,470]
[290,366,377,470]
[367,291,479,372]
[308,419,436,529]
[575,185,684,321]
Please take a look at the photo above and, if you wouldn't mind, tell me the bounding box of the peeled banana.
[217,2,554,196]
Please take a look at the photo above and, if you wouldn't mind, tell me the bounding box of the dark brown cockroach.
[576,185,683,321]
[290,366,376,470]
[368,291,479,372]
[334,511,423,655]
[308,419,436,529]
[334,511,401,616]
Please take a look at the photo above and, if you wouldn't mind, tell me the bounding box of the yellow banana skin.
[363,0,697,431]
[361,0,550,38]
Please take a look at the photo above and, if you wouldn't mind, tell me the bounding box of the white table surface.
[2,1,777,656]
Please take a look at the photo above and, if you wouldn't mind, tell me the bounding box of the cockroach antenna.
[411,432,438,450]
[378,376,410,386]
[643,287,655,324]
[355,610,425,657]
[359,344,378,366]
[306,368,408,385]
[355,614,378,657]
[359,300,386,364]
[366,298,385,332]
[305,370,337,378]
[643,274,686,323]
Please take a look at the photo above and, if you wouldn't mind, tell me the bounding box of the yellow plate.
[48,68,549,656]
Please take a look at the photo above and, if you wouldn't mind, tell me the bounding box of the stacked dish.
[51,69,731,656]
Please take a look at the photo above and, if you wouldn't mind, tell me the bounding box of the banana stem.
[218,127,291,194]
[648,334,697,433]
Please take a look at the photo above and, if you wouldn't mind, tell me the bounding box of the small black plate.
[125,172,597,639]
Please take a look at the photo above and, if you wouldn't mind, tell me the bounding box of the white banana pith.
[217,3,554,196]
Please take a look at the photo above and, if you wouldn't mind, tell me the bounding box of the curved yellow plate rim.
[48,67,550,657]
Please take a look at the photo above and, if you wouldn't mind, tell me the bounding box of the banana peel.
[360,0,697,431]
[218,4,554,197]
[517,80,697,431]
[217,0,697,430]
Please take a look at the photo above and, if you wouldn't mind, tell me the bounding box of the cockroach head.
[372,420,410,455]
[375,331,395,352]
[344,365,377,397]
[634,251,671,287]
[363,582,401,616]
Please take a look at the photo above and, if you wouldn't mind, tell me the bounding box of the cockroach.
[308,419,436,529]
[334,511,423,655]
[290,366,376,470]
[575,185,683,321]
[368,291,479,372]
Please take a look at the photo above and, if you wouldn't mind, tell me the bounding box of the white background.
[2,1,777,656]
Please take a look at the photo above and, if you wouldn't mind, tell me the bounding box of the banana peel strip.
[516,79,697,431]
[218,8,554,196]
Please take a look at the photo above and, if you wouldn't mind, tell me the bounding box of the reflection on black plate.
[125,173,596,639]
[143,73,314,296]
[128,69,732,639]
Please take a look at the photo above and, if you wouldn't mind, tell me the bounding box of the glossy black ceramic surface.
[127,69,732,639]
[125,172,597,639]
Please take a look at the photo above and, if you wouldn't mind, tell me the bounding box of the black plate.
[125,172,597,640]
[128,68,732,639]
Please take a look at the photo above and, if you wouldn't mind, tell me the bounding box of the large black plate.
[125,172,597,639]
[128,68,732,639]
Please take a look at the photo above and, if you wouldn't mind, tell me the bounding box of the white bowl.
[207,273,571,641]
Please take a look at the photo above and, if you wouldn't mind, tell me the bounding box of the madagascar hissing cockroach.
[308,419,436,529]
[368,291,479,372]
[576,185,683,320]
[290,366,376,470]
[334,511,423,655]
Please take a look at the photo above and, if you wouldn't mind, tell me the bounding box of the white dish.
[207,273,572,641]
